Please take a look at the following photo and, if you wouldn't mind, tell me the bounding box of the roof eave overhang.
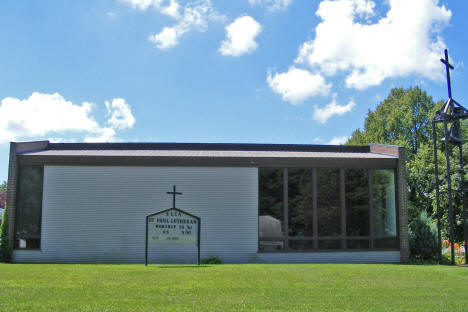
[18,154,398,169]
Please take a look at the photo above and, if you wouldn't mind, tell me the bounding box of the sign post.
[145,186,200,266]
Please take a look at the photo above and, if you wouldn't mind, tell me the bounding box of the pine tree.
[0,205,12,262]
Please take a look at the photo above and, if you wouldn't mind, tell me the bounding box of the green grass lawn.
[0,264,467,311]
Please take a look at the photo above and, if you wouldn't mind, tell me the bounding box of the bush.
[409,257,437,265]
[0,205,12,262]
[201,256,223,264]
[409,211,438,261]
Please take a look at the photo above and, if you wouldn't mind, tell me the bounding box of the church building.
[7,140,408,264]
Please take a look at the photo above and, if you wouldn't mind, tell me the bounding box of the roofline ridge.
[45,142,371,153]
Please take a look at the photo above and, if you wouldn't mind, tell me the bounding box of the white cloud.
[295,0,452,89]
[106,98,136,130]
[267,67,331,105]
[313,94,355,123]
[0,92,135,143]
[248,0,293,11]
[160,0,181,19]
[219,16,262,57]
[328,136,349,145]
[149,27,179,49]
[145,0,225,50]
[84,128,118,143]
[49,138,77,143]
[120,0,164,11]
[120,0,183,19]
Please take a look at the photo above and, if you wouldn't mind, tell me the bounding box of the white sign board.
[147,208,199,246]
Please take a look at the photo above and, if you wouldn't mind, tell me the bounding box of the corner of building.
[7,142,18,246]
[396,147,409,264]
[369,144,409,264]
[6,140,50,258]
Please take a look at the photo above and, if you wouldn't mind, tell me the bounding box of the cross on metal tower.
[433,48,468,265]
[441,49,454,99]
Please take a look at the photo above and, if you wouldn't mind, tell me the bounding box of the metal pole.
[460,145,468,265]
[145,216,148,266]
[465,195,468,265]
[198,218,201,266]
[432,119,442,264]
[443,117,456,265]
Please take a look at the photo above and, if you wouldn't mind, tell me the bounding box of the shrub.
[201,256,223,264]
[409,257,437,265]
[409,211,438,261]
[0,205,12,262]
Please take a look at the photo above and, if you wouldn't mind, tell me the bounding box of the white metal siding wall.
[257,251,400,264]
[14,166,259,264]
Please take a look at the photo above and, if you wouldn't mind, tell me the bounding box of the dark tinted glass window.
[372,170,397,237]
[317,169,341,236]
[375,238,399,249]
[318,240,341,250]
[15,166,43,249]
[289,240,314,251]
[288,169,313,237]
[259,168,284,251]
[345,169,369,236]
[258,167,399,252]
[347,239,369,249]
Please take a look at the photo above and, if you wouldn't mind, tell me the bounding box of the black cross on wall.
[167,185,182,208]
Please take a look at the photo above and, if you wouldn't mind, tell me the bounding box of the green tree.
[347,86,466,241]
[409,211,438,261]
[0,205,12,262]
[348,87,441,214]
[0,181,6,193]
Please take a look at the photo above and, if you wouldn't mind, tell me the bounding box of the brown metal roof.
[21,149,396,159]
[14,141,399,168]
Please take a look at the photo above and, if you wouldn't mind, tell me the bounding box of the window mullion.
[340,168,346,249]
[283,168,289,250]
[312,168,318,250]
[369,169,375,249]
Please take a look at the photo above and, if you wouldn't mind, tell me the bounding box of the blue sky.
[0,0,467,182]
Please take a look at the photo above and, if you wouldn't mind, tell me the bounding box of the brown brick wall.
[397,147,409,263]
[369,144,400,157]
[7,143,17,244]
